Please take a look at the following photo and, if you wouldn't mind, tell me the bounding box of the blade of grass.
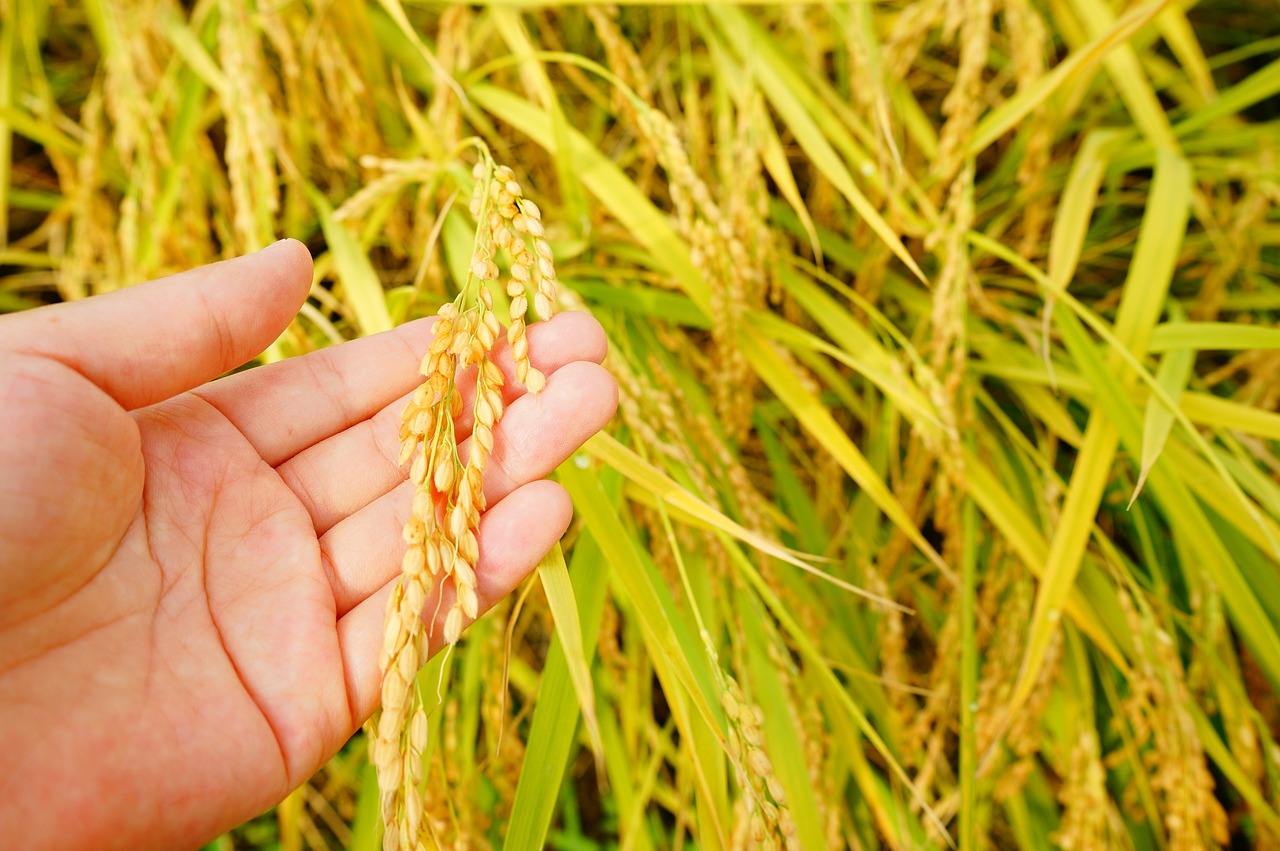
[959,494,978,851]
[742,324,950,578]
[582,432,901,604]
[1059,308,1280,693]
[559,461,731,844]
[489,9,589,235]
[1193,704,1280,834]
[968,0,1168,154]
[969,228,1278,560]
[737,589,828,851]
[707,4,929,284]
[1175,56,1280,138]
[0,105,79,157]
[1068,0,1177,149]
[1155,6,1216,102]
[1130,322,1195,505]
[1180,393,1280,441]
[1008,149,1191,718]
[719,536,952,847]
[505,532,610,851]
[1148,321,1280,351]
[161,13,228,96]
[535,542,603,765]
[1043,129,1122,383]
[306,185,393,336]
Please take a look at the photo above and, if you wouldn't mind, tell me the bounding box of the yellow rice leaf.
[1012,411,1120,718]
[758,107,823,267]
[0,105,79,156]
[1059,310,1280,694]
[469,0,834,5]
[1176,56,1280,137]
[374,0,464,118]
[742,325,950,577]
[1154,7,1216,102]
[968,0,1168,154]
[721,542,950,847]
[161,15,228,96]
[1148,322,1280,352]
[534,544,603,770]
[1068,0,1178,149]
[768,267,944,434]
[707,4,929,284]
[583,432,900,606]
[1180,393,1280,441]
[307,186,394,336]
[969,229,1273,560]
[977,331,1280,443]
[1046,132,1119,285]
[962,448,1126,668]
[1042,129,1122,382]
[489,9,589,234]
[1010,150,1190,716]
[1131,302,1195,506]
[1108,150,1192,362]
[559,463,731,842]
[1162,440,1280,555]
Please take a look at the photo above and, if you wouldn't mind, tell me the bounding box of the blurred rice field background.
[4,0,1280,848]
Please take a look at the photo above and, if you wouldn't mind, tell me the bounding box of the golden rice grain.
[368,148,559,851]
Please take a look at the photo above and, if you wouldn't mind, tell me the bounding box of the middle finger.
[276,312,608,534]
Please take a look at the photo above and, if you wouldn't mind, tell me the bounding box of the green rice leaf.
[1130,325,1194,505]
[743,325,949,577]
[505,533,610,851]
[1010,149,1190,716]
[1176,56,1280,137]
[558,462,731,842]
[583,432,895,605]
[307,185,394,336]
[707,4,929,284]
[535,543,603,765]
[738,589,828,851]
[1148,322,1280,351]
[1068,0,1177,149]
[968,0,1168,154]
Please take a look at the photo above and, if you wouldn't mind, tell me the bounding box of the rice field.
[3,0,1280,848]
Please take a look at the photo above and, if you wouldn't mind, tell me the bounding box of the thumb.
[0,239,313,410]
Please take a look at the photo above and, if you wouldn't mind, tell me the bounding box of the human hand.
[0,240,618,850]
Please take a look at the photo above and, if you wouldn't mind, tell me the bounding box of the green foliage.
[5,0,1280,848]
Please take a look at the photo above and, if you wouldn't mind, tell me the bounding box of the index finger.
[194,317,440,466]
[1,240,313,411]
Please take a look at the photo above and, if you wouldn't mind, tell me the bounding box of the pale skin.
[0,239,618,850]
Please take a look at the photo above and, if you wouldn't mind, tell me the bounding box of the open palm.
[0,240,617,851]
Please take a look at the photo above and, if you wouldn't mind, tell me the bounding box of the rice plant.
[3,0,1280,848]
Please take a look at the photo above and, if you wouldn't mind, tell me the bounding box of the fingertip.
[477,480,571,603]
[536,312,608,365]
[598,362,620,422]
[262,238,314,307]
[544,361,619,436]
[532,479,574,532]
